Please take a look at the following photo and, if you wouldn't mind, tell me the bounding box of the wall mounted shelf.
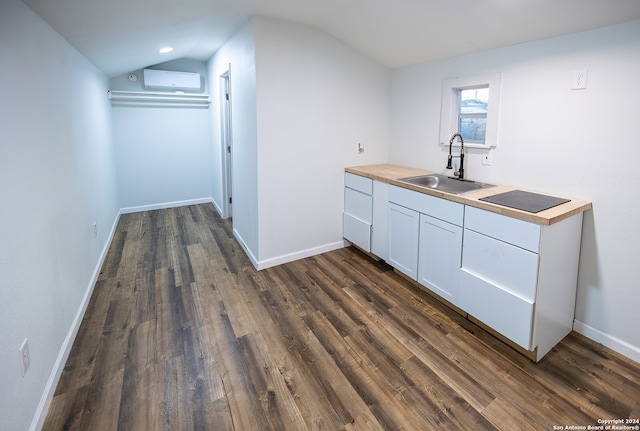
[107,90,210,108]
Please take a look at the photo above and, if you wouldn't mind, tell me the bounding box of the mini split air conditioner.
[143,69,201,90]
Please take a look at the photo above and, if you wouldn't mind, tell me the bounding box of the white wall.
[253,16,390,267]
[208,18,260,261]
[0,0,119,429]
[208,16,390,268]
[390,20,640,362]
[112,105,213,210]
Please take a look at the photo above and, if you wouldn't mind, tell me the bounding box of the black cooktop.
[479,190,570,213]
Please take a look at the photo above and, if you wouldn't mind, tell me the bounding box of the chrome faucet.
[446,133,465,180]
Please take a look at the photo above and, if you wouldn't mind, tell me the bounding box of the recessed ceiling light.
[159,47,173,54]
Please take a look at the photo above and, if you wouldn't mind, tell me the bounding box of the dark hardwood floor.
[42,203,640,430]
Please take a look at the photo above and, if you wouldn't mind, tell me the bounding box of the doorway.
[220,69,232,219]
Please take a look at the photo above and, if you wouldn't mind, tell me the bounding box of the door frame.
[220,67,233,219]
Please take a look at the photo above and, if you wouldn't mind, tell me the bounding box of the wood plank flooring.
[43,203,640,430]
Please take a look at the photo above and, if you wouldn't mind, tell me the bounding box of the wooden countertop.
[346,164,592,226]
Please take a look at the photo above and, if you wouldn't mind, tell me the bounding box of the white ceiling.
[22,0,640,77]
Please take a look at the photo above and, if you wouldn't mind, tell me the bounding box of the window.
[459,87,488,144]
[439,73,501,149]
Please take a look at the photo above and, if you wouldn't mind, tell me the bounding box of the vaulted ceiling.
[22,0,640,77]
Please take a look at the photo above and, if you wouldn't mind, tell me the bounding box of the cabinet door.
[418,214,462,306]
[387,203,419,280]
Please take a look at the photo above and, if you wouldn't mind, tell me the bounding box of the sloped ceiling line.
[22,0,640,77]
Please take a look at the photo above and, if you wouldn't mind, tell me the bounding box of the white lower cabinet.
[460,211,540,351]
[343,173,374,252]
[460,206,584,360]
[343,173,388,260]
[349,174,585,361]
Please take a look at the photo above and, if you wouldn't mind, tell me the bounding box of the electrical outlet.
[19,338,30,377]
[482,151,493,166]
[571,69,588,90]
[357,143,364,154]
[93,221,97,238]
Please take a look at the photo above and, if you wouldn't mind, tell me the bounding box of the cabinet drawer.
[343,213,371,251]
[345,188,373,223]
[389,185,463,226]
[345,173,373,195]
[459,269,534,350]
[462,229,538,301]
[464,206,540,252]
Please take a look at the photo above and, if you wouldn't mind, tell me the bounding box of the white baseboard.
[119,197,214,214]
[573,320,640,364]
[232,228,346,271]
[30,211,122,431]
[255,241,346,270]
[211,198,225,219]
[232,227,259,268]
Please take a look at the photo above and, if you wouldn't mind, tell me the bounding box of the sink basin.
[398,174,495,194]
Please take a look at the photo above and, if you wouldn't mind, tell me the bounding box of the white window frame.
[439,72,501,149]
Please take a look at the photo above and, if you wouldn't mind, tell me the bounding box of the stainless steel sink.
[398,174,495,194]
